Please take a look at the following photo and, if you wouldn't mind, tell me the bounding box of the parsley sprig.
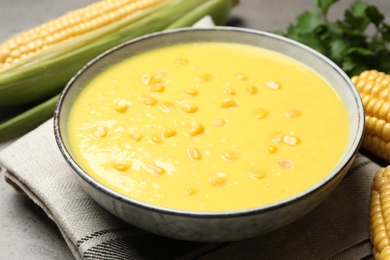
[277,0,390,76]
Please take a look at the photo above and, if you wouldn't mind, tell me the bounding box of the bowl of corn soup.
[54,27,364,242]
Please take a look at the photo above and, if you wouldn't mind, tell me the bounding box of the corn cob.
[351,70,390,162]
[0,0,237,106]
[370,166,390,259]
[0,0,237,141]
[0,0,167,69]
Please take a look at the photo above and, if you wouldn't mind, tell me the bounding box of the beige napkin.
[0,117,381,259]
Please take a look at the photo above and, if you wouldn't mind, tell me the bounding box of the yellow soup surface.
[68,42,350,211]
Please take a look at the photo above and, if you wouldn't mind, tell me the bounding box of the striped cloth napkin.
[0,118,379,259]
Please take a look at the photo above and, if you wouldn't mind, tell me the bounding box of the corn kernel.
[187,147,202,160]
[162,128,176,138]
[141,73,152,85]
[212,119,225,127]
[183,89,198,96]
[114,100,129,113]
[143,164,165,176]
[285,109,301,118]
[177,101,198,113]
[223,86,236,95]
[10,49,21,58]
[159,102,175,113]
[246,85,257,94]
[188,123,204,136]
[130,131,143,142]
[151,72,167,85]
[219,98,237,108]
[150,134,163,144]
[196,73,213,83]
[278,159,294,169]
[266,80,281,90]
[185,188,197,196]
[266,145,278,154]
[141,96,158,106]
[283,135,300,146]
[93,126,108,138]
[271,132,284,144]
[222,151,239,160]
[141,72,167,89]
[149,84,165,93]
[210,173,226,186]
[254,108,268,119]
[248,167,267,180]
[236,73,247,81]
[113,162,129,172]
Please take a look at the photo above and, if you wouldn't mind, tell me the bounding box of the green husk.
[0,94,59,141]
[165,0,237,29]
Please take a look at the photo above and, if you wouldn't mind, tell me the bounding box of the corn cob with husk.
[0,0,238,141]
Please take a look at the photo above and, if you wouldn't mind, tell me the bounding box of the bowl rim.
[53,26,365,217]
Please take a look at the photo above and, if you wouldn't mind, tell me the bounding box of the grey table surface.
[1,0,389,259]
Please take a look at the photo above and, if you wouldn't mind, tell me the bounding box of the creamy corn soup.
[68,42,349,211]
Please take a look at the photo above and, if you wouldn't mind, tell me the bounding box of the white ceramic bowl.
[54,27,364,242]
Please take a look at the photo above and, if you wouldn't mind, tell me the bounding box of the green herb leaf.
[329,39,348,64]
[347,47,375,57]
[349,0,368,17]
[382,24,390,41]
[365,5,384,27]
[312,0,339,16]
[294,10,324,34]
[344,1,370,32]
[275,0,390,77]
